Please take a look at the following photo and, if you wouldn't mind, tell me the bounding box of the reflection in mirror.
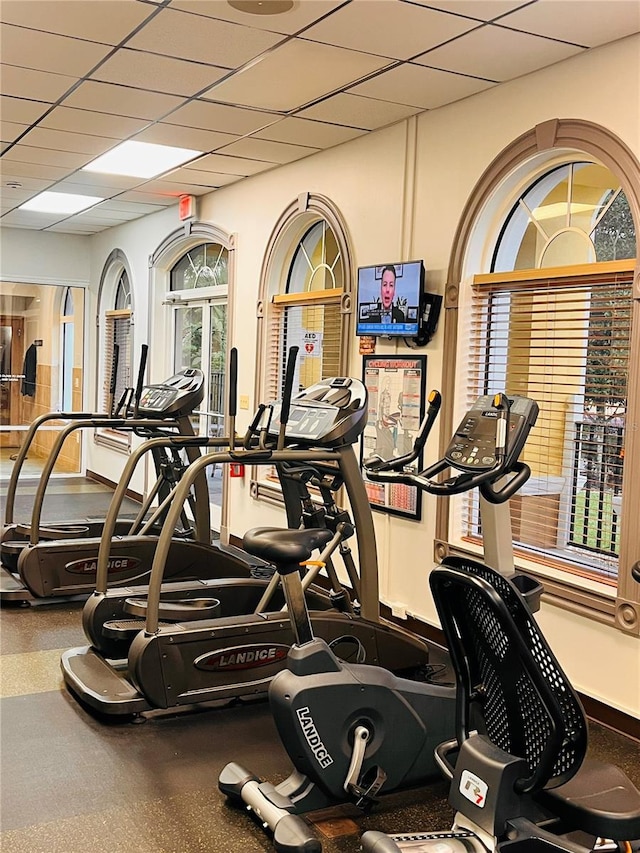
[0,283,85,478]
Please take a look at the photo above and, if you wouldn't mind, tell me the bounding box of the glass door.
[173,300,228,530]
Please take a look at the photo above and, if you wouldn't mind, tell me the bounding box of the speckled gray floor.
[2,597,640,852]
[0,598,454,853]
[1,481,639,852]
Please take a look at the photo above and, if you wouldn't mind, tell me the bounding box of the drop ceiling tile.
[409,0,532,22]
[53,175,143,195]
[1,144,94,169]
[297,93,421,130]
[0,25,112,76]
[302,0,479,60]
[90,207,147,222]
[202,39,392,111]
[138,179,216,195]
[215,137,318,164]
[497,0,640,47]
[47,222,103,233]
[0,173,56,193]
[0,121,29,143]
[164,167,244,187]
[252,117,365,148]
[351,63,495,109]
[98,200,167,215]
[40,107,150,139]
[0,64,79,103]
[0,161,71,181]
[0,185,42,205]
[0,0,154,45]
[171,0,344,35]
[131,122,238,152]
[0,96,50,125]
[62,81,183,120]
[19,127,119,156]
[1,209,64,227]
[165,101,280,136]
[70,210,131,224]
[187,153,275,176]
[91,48,229,98]
[126,6,284,68]
[115,189,177,204]
[414,23,584,81]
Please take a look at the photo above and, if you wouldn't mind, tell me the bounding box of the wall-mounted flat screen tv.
[356,260,424,337]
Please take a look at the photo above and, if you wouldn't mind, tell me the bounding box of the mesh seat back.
[430,557,587,795]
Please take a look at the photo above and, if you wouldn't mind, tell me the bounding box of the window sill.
[436,538,618,628]
[94,429,131,453]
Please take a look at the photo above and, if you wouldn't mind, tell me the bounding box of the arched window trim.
[438,119,640,636]
[150,221,234,271]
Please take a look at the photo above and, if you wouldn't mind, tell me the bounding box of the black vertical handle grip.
[228,347,238,417]
[280,346,298,427]
[492,392,510,462]
[278,346,298,450]
[109,344,120,396]
[108,343,119,416]
[133,345,148,417]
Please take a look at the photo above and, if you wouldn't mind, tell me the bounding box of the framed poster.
[361,355,427,520]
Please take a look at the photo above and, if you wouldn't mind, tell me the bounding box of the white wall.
[2,35,638,717]
[0,229,90,286]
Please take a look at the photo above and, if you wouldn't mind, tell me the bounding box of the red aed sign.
[178,194,195,221]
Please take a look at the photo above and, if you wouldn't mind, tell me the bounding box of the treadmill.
[0,366,252,603]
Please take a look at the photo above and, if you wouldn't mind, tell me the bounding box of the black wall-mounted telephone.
[405,292,442,347]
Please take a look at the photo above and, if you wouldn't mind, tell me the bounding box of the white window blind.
[103,310,132,416]
[464,262,633,582]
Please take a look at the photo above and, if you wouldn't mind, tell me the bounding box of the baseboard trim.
[85,469,143,504]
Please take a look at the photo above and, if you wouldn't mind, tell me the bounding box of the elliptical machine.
[219,392,541,853]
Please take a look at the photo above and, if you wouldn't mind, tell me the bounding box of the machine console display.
[269,377,367,448]
[137,368,205,418]
[444,395,538,472]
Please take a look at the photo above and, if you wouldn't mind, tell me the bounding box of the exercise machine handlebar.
[132,344,148,419]
[107,343,119,417]
[365,393,531,502]
[278,346,298,451]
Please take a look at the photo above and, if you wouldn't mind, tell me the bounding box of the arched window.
[464,162,635,583]
[105,269,132,417]
[276,219,344,392]
[258,196,351,405]
[157,233,232,532]
[441,120,640,633]
[493,162,635,270]
[170,243,228,291]
[253,194,352,498]
[97,253,133,446]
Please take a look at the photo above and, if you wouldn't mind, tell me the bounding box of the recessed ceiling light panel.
[19,192,104,214]
[82,141,202,179]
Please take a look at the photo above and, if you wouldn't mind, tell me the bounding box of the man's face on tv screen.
[381,269,396,309]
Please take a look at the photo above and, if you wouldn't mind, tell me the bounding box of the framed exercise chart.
[361,354,427,520]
